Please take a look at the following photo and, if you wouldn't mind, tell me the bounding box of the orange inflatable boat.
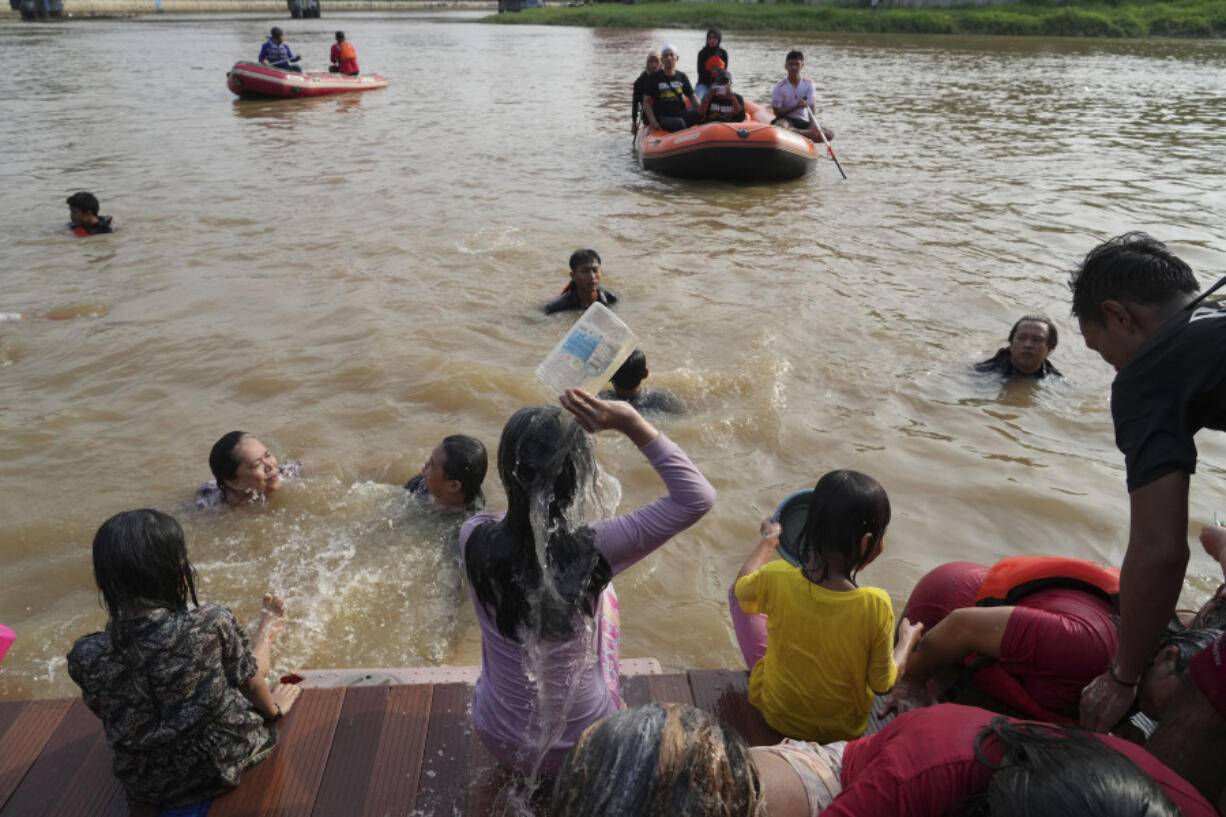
[634,101,819,180]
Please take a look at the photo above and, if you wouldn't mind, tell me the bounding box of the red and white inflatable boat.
[226,61,389,100]
[634,100,819,181]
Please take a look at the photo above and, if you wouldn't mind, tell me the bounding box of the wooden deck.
[0,669,780,817]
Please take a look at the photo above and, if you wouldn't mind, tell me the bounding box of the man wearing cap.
[259,27,302,73]
[698,70,745,124]
[643,44,699,134]
[1069,233,1226,736]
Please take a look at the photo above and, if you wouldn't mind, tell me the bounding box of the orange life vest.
[338,41,356,61]
[945,556,1121,724]
[974,555,1120,610]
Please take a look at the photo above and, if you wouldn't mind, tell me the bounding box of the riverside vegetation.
[483,0,1226,38]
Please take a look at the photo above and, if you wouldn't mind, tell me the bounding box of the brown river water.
[2,12,1226,700]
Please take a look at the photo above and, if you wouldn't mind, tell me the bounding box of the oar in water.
[814,119,847,180]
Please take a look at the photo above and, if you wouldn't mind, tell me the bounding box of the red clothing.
[329,42,359,75]
[904,561,1117,716]
[825,705,1215,817]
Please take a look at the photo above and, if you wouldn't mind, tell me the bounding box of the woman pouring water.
[460,388,716,775]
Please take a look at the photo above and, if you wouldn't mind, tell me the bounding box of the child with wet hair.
[730,470,922,742]
[67,509,300,806]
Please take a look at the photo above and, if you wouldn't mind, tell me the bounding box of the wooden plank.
[1,698,102,817]
[208,687,345,817]
[620,674,652,707]
[44,719,123,817]
[309,686,386,817]
[413,683,475,817]
[687,669,783,747]
[648,673,694,706]
[0,698,72,811]
[0,702,26,745]
[360,684,432,817]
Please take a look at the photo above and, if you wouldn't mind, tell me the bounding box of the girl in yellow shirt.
[731,469,923,741]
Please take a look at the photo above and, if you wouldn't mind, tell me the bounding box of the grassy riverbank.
[483,0,1226,38]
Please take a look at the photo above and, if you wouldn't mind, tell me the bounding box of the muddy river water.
[2,12,1225,698]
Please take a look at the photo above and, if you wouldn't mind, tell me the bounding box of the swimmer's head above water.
[209,430,283,505]
[417,434,488,513]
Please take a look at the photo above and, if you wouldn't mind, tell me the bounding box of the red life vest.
[338,41,356,61]
[950,556,1121,724]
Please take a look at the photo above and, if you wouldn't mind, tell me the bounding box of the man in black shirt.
[974,315,1062,380]
[631,50,661,136]
[544,248,618,315]
[1071,232,1226,734]
[644,44,699,134]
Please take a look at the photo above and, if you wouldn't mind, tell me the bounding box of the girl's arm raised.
[737,520,782,581]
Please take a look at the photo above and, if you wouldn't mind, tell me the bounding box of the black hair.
[959,718,1181,817]
[1159,626,1223,672]
[794,470,890,585]
[786,50,804,63]
[335,30,345,40]
[1007,315,1058,351]
[441,434,488,508]
[208,430,249,490]
[66,191,100,216]
[1069,232,1200,325]
[552,703,765,817]
[568,249,601,272]
[464,406,612,642]
[92,509,199,647]
[611,349,647,392]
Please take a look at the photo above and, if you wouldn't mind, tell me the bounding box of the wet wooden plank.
[648,673,694,706]
[309,686,385,817]
[687,669,783,747]
[360,684,432,817]
[44,719,123,817]
[413,683,475,816]
[0,698,73,810]
[620,674,652,707]
[1,698,102,816]
[208,686,345,817]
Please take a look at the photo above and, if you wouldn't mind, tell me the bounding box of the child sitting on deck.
[67,509,301,807]
[730,470,922,742]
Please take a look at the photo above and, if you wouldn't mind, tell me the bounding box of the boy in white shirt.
[770,50,835,143]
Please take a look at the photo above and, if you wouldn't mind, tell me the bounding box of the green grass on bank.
[481,0,1226,38]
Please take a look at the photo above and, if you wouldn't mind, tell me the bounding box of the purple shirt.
[459,433,715,773]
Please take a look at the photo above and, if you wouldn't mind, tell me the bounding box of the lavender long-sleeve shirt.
[459,433,716,774]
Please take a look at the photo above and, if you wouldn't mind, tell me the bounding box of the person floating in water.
[196,431,302,510]
[66,192,113,236]
[544,249,618,314]
[259,27,302,73]
[329,31,359,75]
[975,315,1062,379]
[598,349,682,415]
[405,434,488,515]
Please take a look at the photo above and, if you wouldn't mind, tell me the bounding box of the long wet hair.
[956,718,1181,817]
[92,509,199,647]
[464,406,612,642]
[208,429,249,490]
[552,703,764,817]
[794,469,891,585]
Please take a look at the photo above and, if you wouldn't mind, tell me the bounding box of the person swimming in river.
[544,249,618,314]
[974,315,1062,380]
[66,192,113,236]
[67,509,301,807]
[195,430,302,510]
[404,434,488,515]
[597,349,682,415]
[460,389,715,775]
[731,469,923,742]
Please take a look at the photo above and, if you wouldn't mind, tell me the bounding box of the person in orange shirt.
[329,31,359,76]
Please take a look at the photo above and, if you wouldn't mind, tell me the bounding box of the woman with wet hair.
[461,389,715,775]
[67,509,301,806]
[552,703,1210,817]
[196,430,302,509]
